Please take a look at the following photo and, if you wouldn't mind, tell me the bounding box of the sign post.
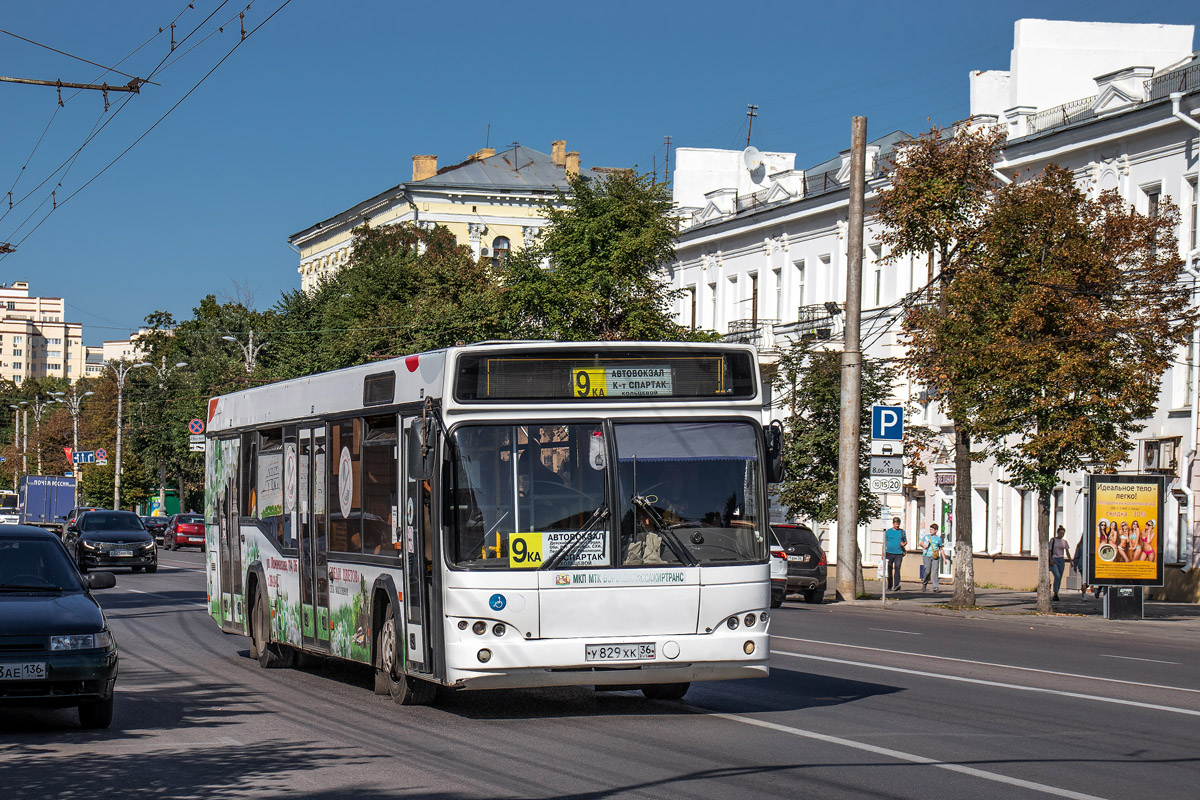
[870,405,905,599]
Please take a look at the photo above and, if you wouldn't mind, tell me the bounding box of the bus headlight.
[726,617,739,630]
[458,620,469,630]
[759,611,769,624]
[477,648,492,663]
[743,641,756,655]
[472,621,487,635]
[492,623,506,637]
[744,613,756,627]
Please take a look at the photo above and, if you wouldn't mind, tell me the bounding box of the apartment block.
[0,281,85,384]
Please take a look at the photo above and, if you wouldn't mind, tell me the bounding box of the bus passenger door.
[401,416,432,674]
[217,437,241,630]
[299,426,331,651]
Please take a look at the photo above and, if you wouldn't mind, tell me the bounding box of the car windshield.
[447,420,766,569]
[617,422,765,566]
[81,512,144,532]
[449,424,608,568]
[0,539,82,592]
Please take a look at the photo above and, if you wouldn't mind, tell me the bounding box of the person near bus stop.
[1072,534,1088,599]
[920,523,943,593]
[1049,524,1070,601]
[883,517,907,592]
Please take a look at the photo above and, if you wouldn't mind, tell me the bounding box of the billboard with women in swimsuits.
[1086,474,1165,587]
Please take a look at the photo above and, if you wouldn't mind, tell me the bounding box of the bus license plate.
[0,662,47,680]
[585,643,655,662]
[111,550,133,557]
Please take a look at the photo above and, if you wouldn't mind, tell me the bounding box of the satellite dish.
[742,146,763,171]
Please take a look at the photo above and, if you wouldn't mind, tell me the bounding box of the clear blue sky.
[1,0,1197,345]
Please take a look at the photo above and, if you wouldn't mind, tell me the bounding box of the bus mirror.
[408,417,436,481]
[765,421,785,484]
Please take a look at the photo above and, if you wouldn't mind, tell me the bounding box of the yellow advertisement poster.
[1093,480,1160,582]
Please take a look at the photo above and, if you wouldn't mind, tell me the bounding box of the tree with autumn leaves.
[881,124,1193,611]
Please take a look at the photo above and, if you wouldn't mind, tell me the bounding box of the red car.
[165,513,206,551]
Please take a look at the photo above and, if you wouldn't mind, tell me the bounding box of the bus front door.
[401,416,432,675]
[299,426,331,651]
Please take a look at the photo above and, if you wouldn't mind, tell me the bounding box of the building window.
[748,272,759,326]
[12,350,21,357]
[49,338,61,345]
[687,286,697,331]
[5,302,13,311]
[47,350,61,358]
[772,268,783,319]
[12,336,21,344]
[708,282,717,329]
[490,236,511,269]
[1020,490,1034,555]
[1188,176,1198,253]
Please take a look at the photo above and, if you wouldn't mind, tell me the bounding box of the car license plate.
[0,662,47,680]
[585,643,655,662]
[787,555,810,563]
[111,550,133,557]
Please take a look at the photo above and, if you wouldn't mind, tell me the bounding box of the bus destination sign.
[572,366,672,398]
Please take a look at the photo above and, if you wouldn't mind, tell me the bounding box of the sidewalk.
[828,578,1200,630]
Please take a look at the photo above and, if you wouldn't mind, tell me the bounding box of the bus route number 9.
[509,533,543,569]
[573,369,606,398]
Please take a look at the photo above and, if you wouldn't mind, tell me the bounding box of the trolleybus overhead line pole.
[54,384,93,507]
[29,394,54,475]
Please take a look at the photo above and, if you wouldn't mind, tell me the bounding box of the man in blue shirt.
[884,517,907,592]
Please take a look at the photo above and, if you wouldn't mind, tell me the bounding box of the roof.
[803,129,912,174]
[415,145,571,191]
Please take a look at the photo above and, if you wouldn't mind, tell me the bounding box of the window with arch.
[490,236,511,269]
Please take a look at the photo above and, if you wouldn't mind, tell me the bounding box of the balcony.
[793,304,840,341]
[723,319,781,354]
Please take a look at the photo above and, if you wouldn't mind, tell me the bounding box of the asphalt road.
[2,550,1197,799]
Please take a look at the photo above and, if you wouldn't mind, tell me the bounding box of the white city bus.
[205,341,780,704]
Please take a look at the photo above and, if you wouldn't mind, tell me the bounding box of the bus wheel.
[642,682,689,700]
[252,586,282,668]
[375,614,435,706]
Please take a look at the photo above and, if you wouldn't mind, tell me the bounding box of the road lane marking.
[697,707,1103,800]
[1101,654,1179,665]
[869,628,923,635]
[125,588,201,602]
[771,649,1200,718]
[773,635,1200,695]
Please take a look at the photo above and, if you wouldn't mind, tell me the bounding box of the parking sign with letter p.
[871,405,904,441]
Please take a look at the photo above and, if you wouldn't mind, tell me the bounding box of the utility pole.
[30,395,53,475]
[664,135,672,186]
[54,385,94,507]
[836,116,868,603]
[146,356,187,512]
[109,360,150,509]
[746,105,758,147]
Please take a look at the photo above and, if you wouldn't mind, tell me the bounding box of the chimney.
[472,147,496,160]
[412,154,438,181]
[552,140,566,167]
[565,151,580,177]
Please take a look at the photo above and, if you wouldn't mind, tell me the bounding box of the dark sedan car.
[140,516,168,544]
[65,511,158,573]
[0,525,119,728]
[771,523,828,604]
[165,513,205,551]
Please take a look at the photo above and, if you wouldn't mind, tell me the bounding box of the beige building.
[290,140,584,292]
[0,282,85,384]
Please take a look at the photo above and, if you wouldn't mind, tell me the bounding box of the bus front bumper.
[442,630,770,690]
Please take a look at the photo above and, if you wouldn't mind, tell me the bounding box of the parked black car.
[771,523,827,604]
[0,525,119,728]
[65,511,158,573]
[140,516,168,545]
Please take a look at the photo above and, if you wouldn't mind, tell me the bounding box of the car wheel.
[642,682,690,700]
[131,566,143,573]
[78,695,114,729]
[803,588,823,604]
[76,549,88,573]
[146,565,158,573]
[375,613,435,705]
[771,587,785,609]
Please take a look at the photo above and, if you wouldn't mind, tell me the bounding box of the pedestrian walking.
[884,517,907,592]
[1049,525,1070,601]
[1071,534,1088,598]
[920,523,944,592]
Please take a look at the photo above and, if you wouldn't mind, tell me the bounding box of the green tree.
[927,164,1193,611]
[506,170,710,341]
[879,124,1006,606]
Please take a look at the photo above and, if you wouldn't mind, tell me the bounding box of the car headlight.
[81,540,100,550]
[141,543,156,551]
[50,630,114,650]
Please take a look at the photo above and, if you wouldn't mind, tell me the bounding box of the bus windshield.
[448,420,765,569]
[0,493,17,511]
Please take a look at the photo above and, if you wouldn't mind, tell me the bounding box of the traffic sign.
[869,475,902,494]
[189,441,205,453]
[870,454,904,478]
[871,405,904,441]
[188,418,205,435]
[95,448,107,462]
[72,451,96,464]
[189,433,205,444]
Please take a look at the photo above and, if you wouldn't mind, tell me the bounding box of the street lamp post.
[20,403,28,474]
[108,360,150,510]
[54,384,94,507]
[7,403,21,490]
[29,395,53,475]
[222,330,266,374]
[145,356,188,512]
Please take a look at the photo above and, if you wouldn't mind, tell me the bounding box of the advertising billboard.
[1086,474,1165,587]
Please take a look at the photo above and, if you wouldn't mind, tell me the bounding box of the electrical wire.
[0,28,144,82]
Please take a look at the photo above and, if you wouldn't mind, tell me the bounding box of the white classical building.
[668,18,1200,599]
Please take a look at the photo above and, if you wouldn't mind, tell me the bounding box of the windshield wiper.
[540,506,610,571]
[630,495,697,566]
[0,583,63,592]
